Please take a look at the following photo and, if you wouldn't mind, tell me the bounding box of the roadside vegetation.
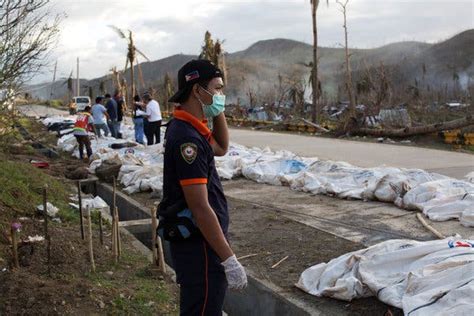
[0,116,178,315]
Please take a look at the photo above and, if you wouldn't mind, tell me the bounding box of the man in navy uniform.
[160,59,247,315]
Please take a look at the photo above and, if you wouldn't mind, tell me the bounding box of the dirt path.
[130,188,401,315]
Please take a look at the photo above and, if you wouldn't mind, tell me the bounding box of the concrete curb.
[88,181,340,315]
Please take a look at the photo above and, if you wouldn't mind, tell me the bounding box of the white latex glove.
[221,255,248,290]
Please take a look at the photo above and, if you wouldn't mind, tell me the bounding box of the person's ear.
[192,83,201,98]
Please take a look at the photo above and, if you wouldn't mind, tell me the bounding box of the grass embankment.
[0,116,178,315]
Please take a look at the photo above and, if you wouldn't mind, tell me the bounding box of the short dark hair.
[133,95,141,102]
[142,91,152,101]
[169,59,222,103]
[105,93,111,98]
[84,105,92,112]
[180,79,211,103]
[95,96,103,103]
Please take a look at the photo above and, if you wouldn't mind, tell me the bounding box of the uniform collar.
[173,108,212,141]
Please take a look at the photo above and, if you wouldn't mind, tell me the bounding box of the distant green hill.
[28,29,474,104]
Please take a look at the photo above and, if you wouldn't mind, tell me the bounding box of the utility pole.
[49,61,57,100]
[76,57,80,97]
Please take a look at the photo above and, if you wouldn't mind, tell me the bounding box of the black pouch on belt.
[156,198,200,242]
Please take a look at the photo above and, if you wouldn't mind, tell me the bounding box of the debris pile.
[43,116,474,227]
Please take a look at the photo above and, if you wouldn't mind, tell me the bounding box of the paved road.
[19,104,71,117]
[20,105,473,179]
[229,128,473,179]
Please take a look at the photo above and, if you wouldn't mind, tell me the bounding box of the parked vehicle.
[69,96,91,114]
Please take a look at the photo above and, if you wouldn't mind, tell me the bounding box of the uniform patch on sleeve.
[180,143,198,164]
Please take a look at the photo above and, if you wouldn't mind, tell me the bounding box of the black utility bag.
[156,197,200,242]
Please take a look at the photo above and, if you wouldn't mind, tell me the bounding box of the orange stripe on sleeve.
[180,178,208,186]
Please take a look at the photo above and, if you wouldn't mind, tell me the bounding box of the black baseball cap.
[168,59,223,103]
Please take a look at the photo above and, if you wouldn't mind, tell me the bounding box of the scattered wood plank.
[237,253,259,260]
[271,255,289,269]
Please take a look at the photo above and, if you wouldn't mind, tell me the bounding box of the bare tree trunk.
[130,60,135,100]
[354,115,473,137]
[130,33,136,103]
[311,0,320,123]
[338,0,356,115]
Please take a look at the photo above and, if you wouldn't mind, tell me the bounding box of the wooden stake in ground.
[86,206,96,273]
[157,233,166,273]
[111,207,118,263]
[112,176,117,214]
[115,207,122,259]
[10,222,21,269]
[43,185,51,275]
[77,181,85,240]
[151,208,158,265]
[98,211,104,245]
[154,208,166,273]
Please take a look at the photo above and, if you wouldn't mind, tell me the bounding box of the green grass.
[87,250,177,315]
[48,99,65,109]
[111,277,174,316]
[0,159,73,221]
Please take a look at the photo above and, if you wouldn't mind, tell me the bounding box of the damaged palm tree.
[163,73,173,113]
[109,25,150,108]
[199,31,228,84]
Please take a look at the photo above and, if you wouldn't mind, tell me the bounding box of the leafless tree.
[309,0,329,123]
[336,0,356,115]
[0,0,62,134]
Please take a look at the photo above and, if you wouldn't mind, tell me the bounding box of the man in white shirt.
[143,92,162,145]
[91,96,110,137]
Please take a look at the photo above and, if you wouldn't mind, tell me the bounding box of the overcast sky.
[34,0,473,83]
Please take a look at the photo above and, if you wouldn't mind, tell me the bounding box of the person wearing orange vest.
[73,105,94,161]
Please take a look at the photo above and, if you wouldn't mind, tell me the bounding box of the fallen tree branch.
[300,118,330,133]
[416,213,446,239]
[353,114,473,138]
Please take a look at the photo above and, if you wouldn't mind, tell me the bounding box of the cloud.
[33,0,473,83]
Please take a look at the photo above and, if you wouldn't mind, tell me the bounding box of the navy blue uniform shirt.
[161,109,229,235]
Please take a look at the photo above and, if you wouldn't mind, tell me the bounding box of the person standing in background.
[105,93,119,138]
[73,105,94,161]
[143,92,162,145]
[132,95,146,144]
[91,96,110,137]
[114,91,125,138]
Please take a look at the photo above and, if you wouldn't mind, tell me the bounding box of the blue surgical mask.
[199,87,226,118]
